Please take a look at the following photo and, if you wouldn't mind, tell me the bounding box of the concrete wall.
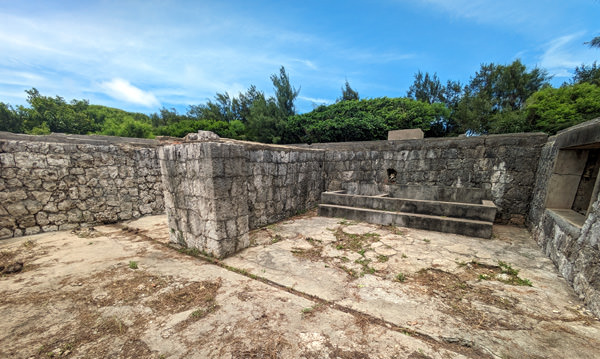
[529,119,600,317]
[158,140,324,258]
[0,132,165,238]
[307,133,548,224]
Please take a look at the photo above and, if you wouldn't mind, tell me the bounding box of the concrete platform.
[1,212,599,358]
[319,187,497,238]
[318,203,494,238]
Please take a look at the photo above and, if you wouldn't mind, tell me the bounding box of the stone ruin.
[1,118,600,316]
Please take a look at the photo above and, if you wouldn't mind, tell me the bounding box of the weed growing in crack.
[190,302,219,320]
[354,258,376,276]
[305,237,322,244]
[128,261,138,270]
[333,228,379,254]
[22,239,35,248]
[301,303,325,318]
[379,224,406,236]
[395,273,406,282]
[498,261,519,276]
[497,261,533,286]
[338,219,357,226]
[291,247,323,261]
[339,265,358,279]
[377,255,389,262]
[271,234,283,244]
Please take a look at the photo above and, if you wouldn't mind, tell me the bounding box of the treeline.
[1,61,600,143]
[404,60,600,136]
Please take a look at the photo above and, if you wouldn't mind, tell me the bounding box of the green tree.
[246,92,282,143]
[187,85,263,125]
[453,60,550,134]
[572,62,600,87]
[271,66,300,118]
[281,97,448,144]
[150,107,188,127]
[407,71,446,104]
[231,85,263,124]
[337,80,359,102]
[20,88,97,134]
[0,102,23,133]
[586,36,600,48]
[525,82,600,134]
[101,116,154,138]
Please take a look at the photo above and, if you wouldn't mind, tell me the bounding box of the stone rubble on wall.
[0,133,165,239]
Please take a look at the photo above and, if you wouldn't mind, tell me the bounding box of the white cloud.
[414,0,544,27]
[299,96,332,104]
[99,78,159,107]
[292,59,318,70]
[540,32,598,78]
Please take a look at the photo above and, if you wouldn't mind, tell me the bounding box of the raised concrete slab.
[318,203,494,238]
[1,213,599,358]
[388,128,424,141]
[321,191,497,222]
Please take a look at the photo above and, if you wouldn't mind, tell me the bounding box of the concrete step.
[318,203,493,239]
[320,191,496,222]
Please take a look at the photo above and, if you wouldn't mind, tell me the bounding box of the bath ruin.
[1,119,600,317]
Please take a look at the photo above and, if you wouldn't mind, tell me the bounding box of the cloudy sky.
[0,0,598,114]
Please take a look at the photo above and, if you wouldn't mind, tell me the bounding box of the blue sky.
[0,0,598,115]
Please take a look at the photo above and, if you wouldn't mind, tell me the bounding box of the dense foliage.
[283,98,448,143]
[1,59,600,141]
[525,83,600,134]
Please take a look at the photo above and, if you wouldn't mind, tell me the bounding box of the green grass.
[498,261,519,276]
[395,273,406,282]
[128,261,138,269]
[190,302,218,319]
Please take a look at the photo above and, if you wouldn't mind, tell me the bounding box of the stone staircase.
[318,185,497,238]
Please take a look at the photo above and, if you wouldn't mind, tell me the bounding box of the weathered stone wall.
[0,132,165,238]
[305,133,548,224]
[247,147,324,228]
[529,119,600,317]
[159,140,324,258]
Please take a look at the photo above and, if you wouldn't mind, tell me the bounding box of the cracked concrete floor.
[1,210,599,358]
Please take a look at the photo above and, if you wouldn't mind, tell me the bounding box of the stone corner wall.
[158,139,324,258]
[0,132,165,239]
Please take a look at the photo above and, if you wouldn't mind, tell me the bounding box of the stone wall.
[529,119,600,317]
[159,140,324,258]
[306,133,548,224]
[0,132,165,238]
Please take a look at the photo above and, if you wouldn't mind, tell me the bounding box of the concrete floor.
[1,210,599,358]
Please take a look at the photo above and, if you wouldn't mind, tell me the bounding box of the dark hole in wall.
[387,168,397,184]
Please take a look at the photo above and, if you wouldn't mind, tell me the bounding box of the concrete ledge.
[320,192,497,222]
[318,204,493,238]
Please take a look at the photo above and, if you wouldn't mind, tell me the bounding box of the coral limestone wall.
[158,140,324,258]
[0,132,165,238]
[306,133,548,224]
[529,119,600,317]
